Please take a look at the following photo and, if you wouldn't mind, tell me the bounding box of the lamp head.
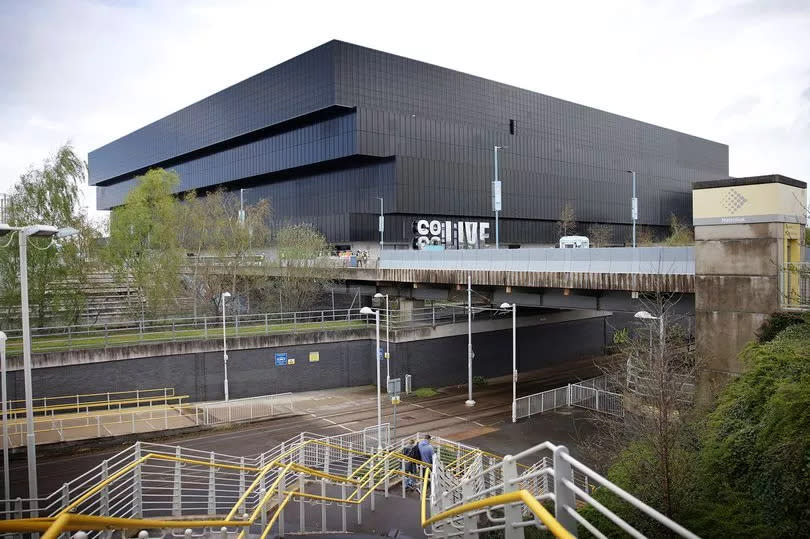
[222,292,232,298]
[359,306,375,315]
[0,224,14,237]
[0,330,6,342]
[374,293,385,299]
[23,225,58,237]
[626,170,634,174]
[634,310,656,320]
[56,226,80,239]
[499,302,513,309]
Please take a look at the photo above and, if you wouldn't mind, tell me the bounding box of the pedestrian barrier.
[3,387,177,418]
[193,393,295,425]
[515,376,624,420]
[0,425,699,538]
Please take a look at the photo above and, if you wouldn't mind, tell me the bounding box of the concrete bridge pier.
[693,175,806,395]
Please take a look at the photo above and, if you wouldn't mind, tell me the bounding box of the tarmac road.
[4,355,604,500]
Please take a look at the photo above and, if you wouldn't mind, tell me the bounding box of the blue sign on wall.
[275,352,288,366]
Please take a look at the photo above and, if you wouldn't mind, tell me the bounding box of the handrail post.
[238,456,246,516]
[461,479,476,537]
[204,316,208,339]
[133,441,143,518]
[502,455,525,539]
[173,447,182,516]
[100,460,109,517]
[208,452,216,515]
[553,446,578,536]
[265,313,269,335]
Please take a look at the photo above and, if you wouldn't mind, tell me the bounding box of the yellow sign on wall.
[693,179,806,226]
[309,351,320,362]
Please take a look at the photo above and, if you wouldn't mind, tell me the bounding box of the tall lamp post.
[374,197,384,254]
[465,276,475,407]
[373,293,390,384]
[492,146,508,249]
[0,223,78,508]
[634,310,664,359]
[0,330,9,507]
[360,306,383,450]
[500,302,517,422]
[221,292,231,401]
[626,170,638,248]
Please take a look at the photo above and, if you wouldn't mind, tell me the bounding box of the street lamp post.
[500,302,517,422]
[0,223,78,509]
[373,293,390,384]
[465,275,475,407]
[0,330,9,507]
[626,170,638,248]
[221,292,231,401]
[493,146,507,249]
[360,306,383,451]
[635,310,664,361]
[374,197,384,254]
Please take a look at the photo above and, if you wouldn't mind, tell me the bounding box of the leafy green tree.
[693,316,810,536]
[0,143,99,327]
[106,168,184,318]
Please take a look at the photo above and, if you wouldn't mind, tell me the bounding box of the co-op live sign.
[412,219,490,249]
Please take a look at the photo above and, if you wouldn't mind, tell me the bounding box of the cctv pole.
[465,275,475,406]
[18,230,38,507]
[1,331,9,508]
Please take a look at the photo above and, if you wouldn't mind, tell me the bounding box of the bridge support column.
[693,175,806,396]
[398,299,425,322]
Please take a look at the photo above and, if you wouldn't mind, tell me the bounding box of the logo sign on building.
[274,352,288,366]
[288,358,296,365]
[412,219,490,249]
[309,351,320,362]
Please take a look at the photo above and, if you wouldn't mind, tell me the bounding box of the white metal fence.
[515,376,625,420]
[194,393,295,425]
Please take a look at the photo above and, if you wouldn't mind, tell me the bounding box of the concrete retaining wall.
[2,318,605,402]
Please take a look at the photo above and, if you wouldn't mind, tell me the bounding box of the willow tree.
[0,143,99,327]
[106,168,184,318]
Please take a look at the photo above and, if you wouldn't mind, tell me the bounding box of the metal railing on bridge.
[0,308,369,355]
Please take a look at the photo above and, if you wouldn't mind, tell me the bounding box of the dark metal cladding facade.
[89,40,729,245]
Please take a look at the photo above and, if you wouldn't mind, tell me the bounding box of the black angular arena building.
[89,40,729,250]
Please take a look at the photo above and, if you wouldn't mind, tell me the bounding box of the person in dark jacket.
[403,439,420,490]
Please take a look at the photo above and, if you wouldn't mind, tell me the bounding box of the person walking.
[418,434,435,468]
[403,439,420,490]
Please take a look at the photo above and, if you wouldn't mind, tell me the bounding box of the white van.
[559,236,590,249]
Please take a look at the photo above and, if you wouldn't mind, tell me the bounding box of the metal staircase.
[0,425,700,538]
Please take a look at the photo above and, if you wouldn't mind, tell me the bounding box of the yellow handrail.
[4,387,175,410]
[5,395,189,418]
[418,467,574,539]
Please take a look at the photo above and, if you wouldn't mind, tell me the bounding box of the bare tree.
[274,223,338,312]
[180,189,272,316]
[582,293,700,525]
[557,203,577,238]
[587,224,613,247]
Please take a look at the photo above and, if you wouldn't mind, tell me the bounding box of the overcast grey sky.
[1,0,808,216]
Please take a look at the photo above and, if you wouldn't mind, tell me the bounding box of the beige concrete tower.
[693,174,806,393]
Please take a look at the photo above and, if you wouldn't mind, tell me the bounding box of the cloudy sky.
[1,0,808,217]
